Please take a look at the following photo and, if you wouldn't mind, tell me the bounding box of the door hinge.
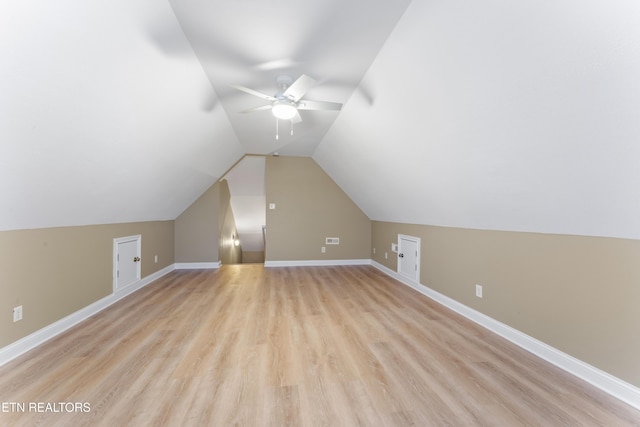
[117,270,119,278]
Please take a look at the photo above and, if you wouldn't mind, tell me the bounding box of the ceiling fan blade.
[230,85,276,101]
[202,95,218,112]
[297,99,342,111]
[240,105,272,114]
[291,110,302,124]
[284,74,316,102]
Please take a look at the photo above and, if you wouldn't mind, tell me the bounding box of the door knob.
[399,253,404,258]
[133,257,140,262]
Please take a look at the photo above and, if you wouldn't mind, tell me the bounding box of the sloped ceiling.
[314,0,640,240]
[167,0,412,156]
[4,1,640,241]
[1,0,410,231]
[1,0,244,231]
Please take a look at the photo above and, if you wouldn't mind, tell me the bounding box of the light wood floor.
[1,265,639,426]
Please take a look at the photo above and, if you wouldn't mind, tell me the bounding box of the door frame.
[397,234,421,283]
[113,235,141,292]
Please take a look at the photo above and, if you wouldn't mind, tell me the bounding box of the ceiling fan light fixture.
[272,100,297,120]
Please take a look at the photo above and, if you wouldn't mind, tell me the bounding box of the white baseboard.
[264,259,371,267]
[370,260,640,411]
[174,261,221,269]
[0,264,174,368]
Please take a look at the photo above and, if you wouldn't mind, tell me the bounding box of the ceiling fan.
[231,74,342,123]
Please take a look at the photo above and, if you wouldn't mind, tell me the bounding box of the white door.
[398,234,420,283]
[113,235,141,291]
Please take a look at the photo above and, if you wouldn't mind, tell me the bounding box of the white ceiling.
[1,0,244,230]
[166,0,412,156]
[3,1,640,240]
[315,0,640,240]
[1,0,409,231]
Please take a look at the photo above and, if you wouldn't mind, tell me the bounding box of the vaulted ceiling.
[3,1,640,240]
[166,0,412,156]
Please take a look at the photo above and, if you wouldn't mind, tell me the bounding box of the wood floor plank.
[1,264,639,426]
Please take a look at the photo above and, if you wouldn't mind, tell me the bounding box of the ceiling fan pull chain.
[275,118,279,140]
[290,120,294,136]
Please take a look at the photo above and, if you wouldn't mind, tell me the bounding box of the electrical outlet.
[13,305,23,322]
[154,255,158,263]
[321,246,326,253]
[373,247,376,254]
[385,252,388,259]
[475,284,483,298]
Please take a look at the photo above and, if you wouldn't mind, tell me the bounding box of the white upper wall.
[0,0,244,231]
[315,0,640,239]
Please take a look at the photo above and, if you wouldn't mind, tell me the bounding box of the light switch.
[269,203,276,210]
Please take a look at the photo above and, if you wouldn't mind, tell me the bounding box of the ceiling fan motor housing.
[272,99,298,120]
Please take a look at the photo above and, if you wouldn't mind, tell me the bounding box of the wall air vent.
[326,237,340,245]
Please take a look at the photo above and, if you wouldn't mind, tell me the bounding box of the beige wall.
[175,180,241,265]
[372,221,640,387]
[265,156,371,261]
[243,251,265,264]
[0,221,174,348]
[175,183,221,263]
